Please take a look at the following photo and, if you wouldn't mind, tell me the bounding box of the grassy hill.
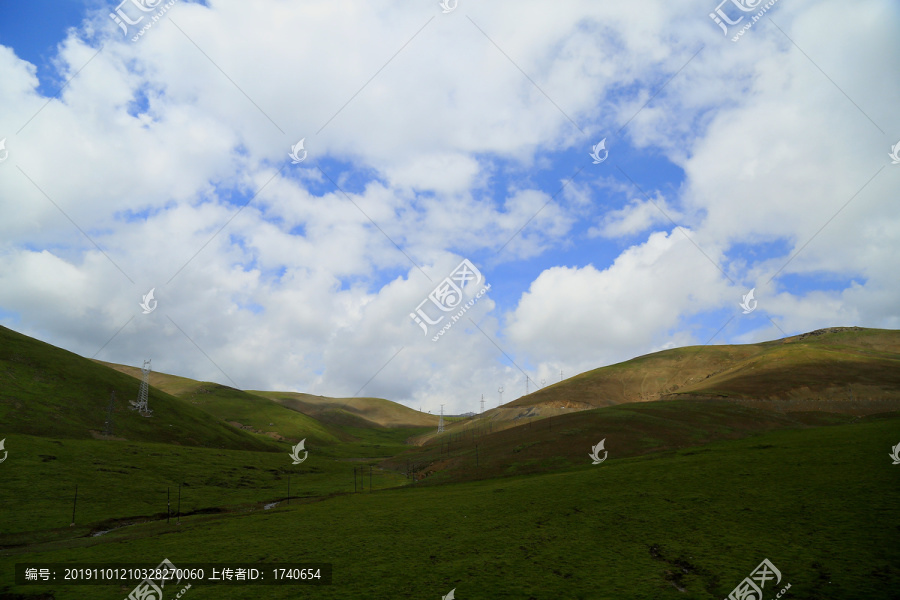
[0,325,278,452]
[253,390,438,428]
[396,399,854,483]
[507,327,900,416]
[2,324,899,598]
[100,359,436,431]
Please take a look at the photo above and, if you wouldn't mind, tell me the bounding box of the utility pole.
[480,394,484,415]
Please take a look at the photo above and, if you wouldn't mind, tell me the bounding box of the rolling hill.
[0,325,278,451]
[506,326,900,416]
[100,360,438,432]
[252,390,437,428]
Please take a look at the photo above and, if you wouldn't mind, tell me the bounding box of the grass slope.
[397,400,853,483]
[509,327,900,415]
[1,413,897,599]
[253,390,437,428]
[0,326,278,452]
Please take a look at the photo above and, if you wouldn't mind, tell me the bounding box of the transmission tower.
[437,404,445,433]
[103,390,116,436]
[130,359,153,416]
[480,394,485,415]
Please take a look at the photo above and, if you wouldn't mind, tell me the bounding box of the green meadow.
[1,415,898,599]
[2,324,899,598]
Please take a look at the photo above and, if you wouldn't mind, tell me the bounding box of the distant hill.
[97,361,438,428]
[0,325,279,451]
[251,391,438,429]
[506,327,900,416]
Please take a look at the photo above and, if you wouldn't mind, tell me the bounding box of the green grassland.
[1,414,898,599]
[2,325,900,598]
[391,400,857,484]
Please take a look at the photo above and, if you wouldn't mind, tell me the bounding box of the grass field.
[1,413,898,599]
[2,325,900,599]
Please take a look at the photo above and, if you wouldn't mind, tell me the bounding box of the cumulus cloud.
[0,0,897,413]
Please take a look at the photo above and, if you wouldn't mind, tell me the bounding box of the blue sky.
[0,0,897,412]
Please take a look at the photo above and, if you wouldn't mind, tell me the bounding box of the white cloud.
[0,0,897,414]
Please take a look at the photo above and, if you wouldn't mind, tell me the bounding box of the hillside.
[99,359,437,430]
[507,327,900,416]
[252,390,438,428]
[0,325,279,451]
[98,361,349,445]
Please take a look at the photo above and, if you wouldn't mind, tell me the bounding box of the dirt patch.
[88,430,127,441]
[226,421,285,441]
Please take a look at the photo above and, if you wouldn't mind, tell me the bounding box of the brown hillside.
[507,327,900,416]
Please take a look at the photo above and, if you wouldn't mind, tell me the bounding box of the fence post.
[70,484,78,526]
